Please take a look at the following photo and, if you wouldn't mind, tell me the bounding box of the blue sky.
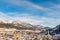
[0,0,60,27]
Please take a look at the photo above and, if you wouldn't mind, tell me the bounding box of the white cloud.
[7,13,60,28]
[0,12,60,27]
[0,12,14,20]
[2,0,48,10]
[3,0,60,18]
[0,0,60,27]
[45,4,60,18]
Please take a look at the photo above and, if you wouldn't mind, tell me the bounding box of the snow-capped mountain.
[40,24,60,35]
[0,20,47,31]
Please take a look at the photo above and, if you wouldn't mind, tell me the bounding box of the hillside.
[0,20,47,31]
[40,24,60,35]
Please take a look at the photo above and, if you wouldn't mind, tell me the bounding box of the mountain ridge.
[0,20,48,31]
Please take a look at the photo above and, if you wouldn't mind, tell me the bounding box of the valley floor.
[0,28,59,40]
